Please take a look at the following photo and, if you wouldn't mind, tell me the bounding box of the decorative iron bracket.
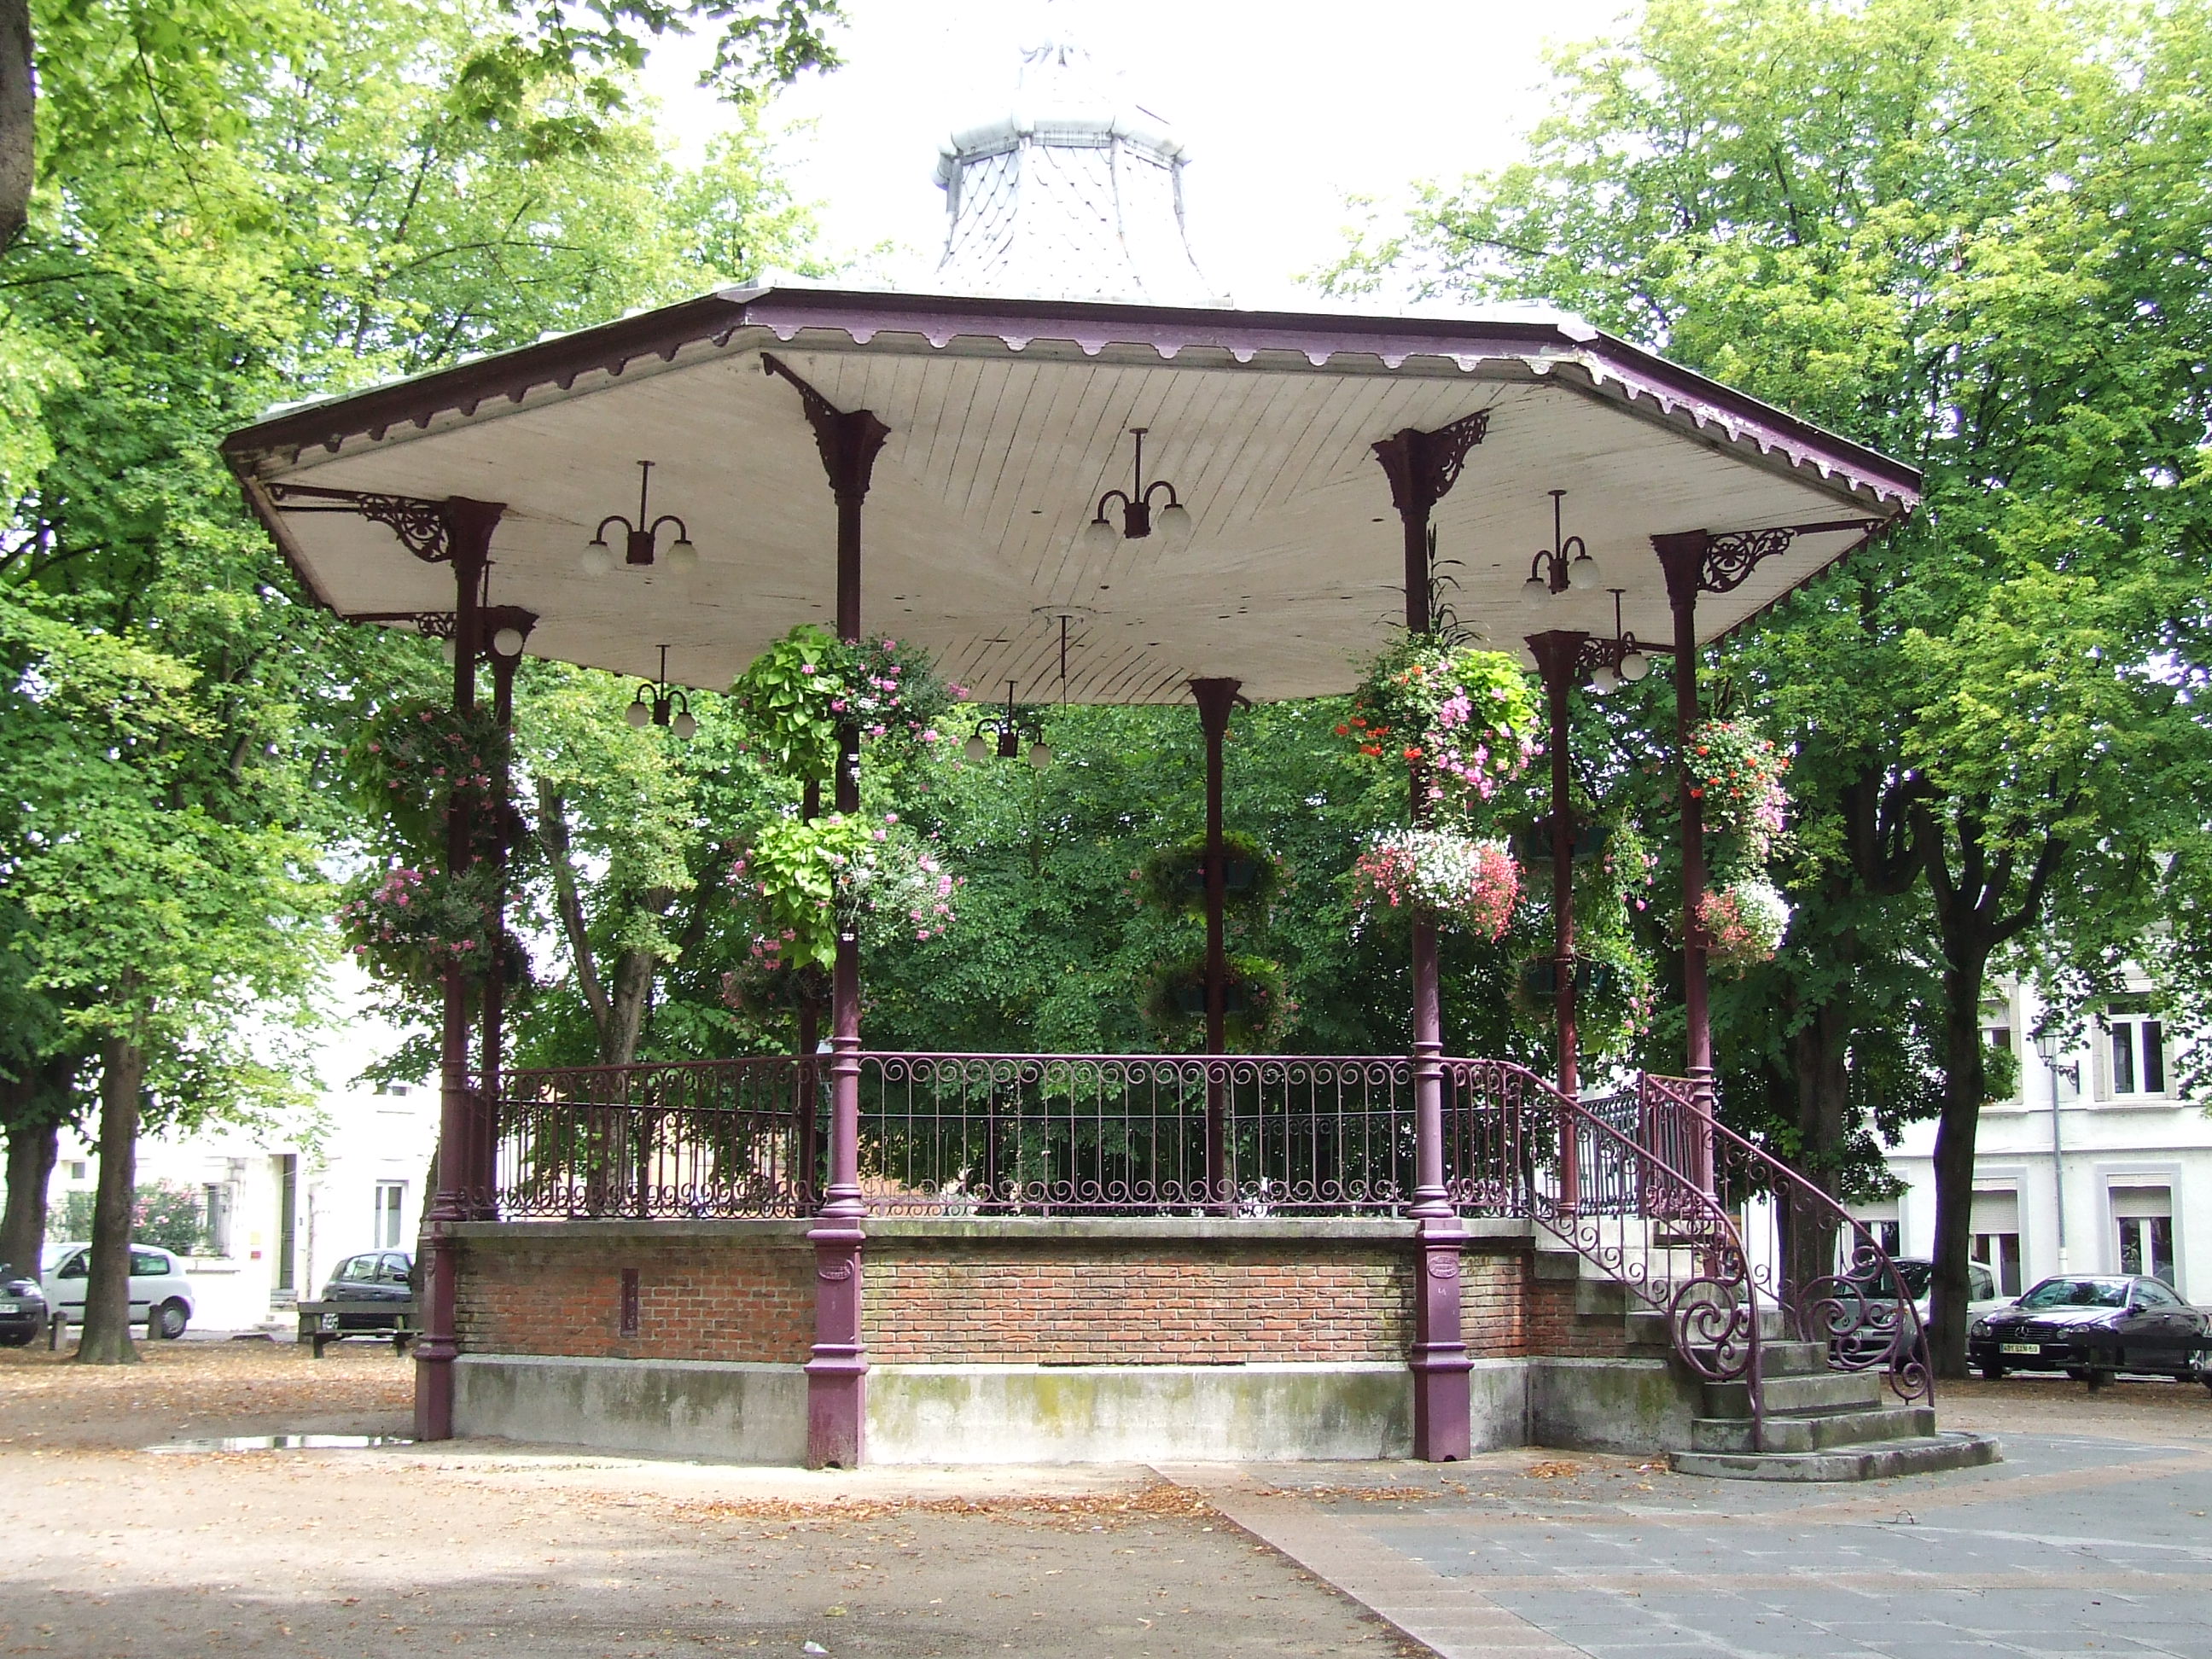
[1655,517,1886,599]
[760,352,889,504]
[1371,411,1492,522]
[266,482,462,564]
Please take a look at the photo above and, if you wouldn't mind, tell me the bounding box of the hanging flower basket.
[1349,827,1520,940]
[1139,952,1290,1050]
[719,931,832,1013]
[1134,832,1279,915]
[338,863,520,988]
[1510,817,1613,867]
[1339,633,1541,814]
[1508,935,1652,1051]
[1685,719,1790,864]
[727,625,952,782]
[1697,878,1792,971]
[345,699,513,862]
[733,812,962,970]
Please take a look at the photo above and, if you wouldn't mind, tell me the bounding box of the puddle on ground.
[146,1434,415,1453]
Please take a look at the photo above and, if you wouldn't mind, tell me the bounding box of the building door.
[375,1181,406,1249]
[273,1155,298,1294]
[1970,1190,2022,1297]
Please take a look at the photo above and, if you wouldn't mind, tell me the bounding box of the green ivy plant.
[1133,831,1280,916]
[1139,951,1291,1051]
[727,624,953,784]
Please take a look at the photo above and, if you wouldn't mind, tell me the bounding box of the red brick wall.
[456,1231,814,1363]
[859,1240,1412,1365]
[453,1225,1635,1367]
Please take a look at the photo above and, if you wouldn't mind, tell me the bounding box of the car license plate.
[1999,1342,2042,1355]
[321,1313,340,1331]
[0,1302,16,1314]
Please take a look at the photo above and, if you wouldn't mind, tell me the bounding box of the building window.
[201,1184,234,1257]
[66,1161,87,1181]
[2112,1186,2175,1286]
[2104,1007,2166,1097]
[1972,1231,2022,1297]
[375,1083,410,1097]
[1869,1220,1901,1257]
[375,1181,407,1249]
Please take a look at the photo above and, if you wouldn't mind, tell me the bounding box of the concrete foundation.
[1528,1356,1698,1452]
[453,1353,808,1463]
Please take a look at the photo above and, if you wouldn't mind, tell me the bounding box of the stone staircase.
[1549,1247,2002,1481]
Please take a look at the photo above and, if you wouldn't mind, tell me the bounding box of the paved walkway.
[1168,1406,2212,1659]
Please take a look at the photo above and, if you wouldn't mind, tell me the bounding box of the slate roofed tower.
[933,0,1225,307]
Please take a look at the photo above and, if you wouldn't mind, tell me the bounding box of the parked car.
[1970,1274,2209,1385]
[0,1265,49,1346]
[40,1243,195,1338]
[314,1251,416,1335]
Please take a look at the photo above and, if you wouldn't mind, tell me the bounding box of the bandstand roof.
[222,285,1921,704]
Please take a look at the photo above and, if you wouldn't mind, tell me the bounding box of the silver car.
[42,1243,196,1338]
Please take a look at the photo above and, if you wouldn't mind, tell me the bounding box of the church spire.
[932,0,1225,308]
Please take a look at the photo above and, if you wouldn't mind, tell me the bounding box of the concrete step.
[1672,1431,2002,1483]
[1691,1404,1935,1456]
[1703,1368,1882,1417]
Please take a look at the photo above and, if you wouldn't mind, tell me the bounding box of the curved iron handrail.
[1442,1059,1764,1445]
[1690,1096,1934,1407]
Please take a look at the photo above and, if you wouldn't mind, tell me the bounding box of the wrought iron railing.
[495,1057,817,1219]
[852,1053,1413,1214]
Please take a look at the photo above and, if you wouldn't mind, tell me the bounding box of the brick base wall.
[860,1239,1412,1365]
[450,1221,1637,1368]
[456,1228,815,1363]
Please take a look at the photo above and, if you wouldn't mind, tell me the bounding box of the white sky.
[643,0,1634,308]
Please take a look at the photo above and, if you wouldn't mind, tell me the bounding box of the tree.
[1330,0,2212,1371]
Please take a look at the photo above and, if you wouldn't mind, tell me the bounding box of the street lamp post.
[2031,1029,2078,1272]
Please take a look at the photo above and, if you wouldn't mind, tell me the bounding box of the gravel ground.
[0,1342,1419,1658]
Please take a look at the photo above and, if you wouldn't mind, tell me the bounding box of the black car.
[1970,1274,2210,1387]
[317,1250,416,1334]
[0,1264,49,1346]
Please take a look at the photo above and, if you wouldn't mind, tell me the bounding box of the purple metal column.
[1373,416,1487,1462]
[766,354,889,1469]
[1190,678,1242,1212]
[795,779,823,1210]
[1526,632,1588,1211]
[416,497,503,1443]
[473,609,533,1219]
[1653,533,1716,1190]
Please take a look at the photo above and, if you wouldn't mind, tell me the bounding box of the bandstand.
[219,26,1997,1479]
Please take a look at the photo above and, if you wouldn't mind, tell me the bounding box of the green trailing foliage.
[1132,831,1278,917]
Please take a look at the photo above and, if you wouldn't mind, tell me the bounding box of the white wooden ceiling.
[238,305,1910,703]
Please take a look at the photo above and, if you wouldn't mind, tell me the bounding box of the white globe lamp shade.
[962,733,990,764]
[1081,515,1119,553]
[671,709,697,741]
[1618,649,1650,684]
[1027,740,1053,770]
[581,538,614,577]
[1588,663,1619,695]
[623,698,651,729]
[1523,572,1550,597]
[1155,502,1194,547]
[1567,551,1601,591]
[439,637,459,667]
[664,536,699,575]
[492,626,525,659]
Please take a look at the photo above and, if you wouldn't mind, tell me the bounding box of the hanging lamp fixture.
[1586,590,1656,696]
[625,645,697,739]
[583,461,696,577]
[961,681,1051,769]
[1524,489,1599,595]
[1083,428,1193,551]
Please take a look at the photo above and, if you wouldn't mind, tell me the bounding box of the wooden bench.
[294,1300,420,1358]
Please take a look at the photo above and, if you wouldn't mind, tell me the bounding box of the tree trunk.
[602,947,655,1067]
[0,0,31,253]
[0,1117,56,1277]
[1781,992,1851,1308]
[76,1033,146,1365]
[1927,955,1990,1380]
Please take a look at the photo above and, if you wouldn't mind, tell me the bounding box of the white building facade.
[1871,975,2209,1301]
[48,1004,436,1333]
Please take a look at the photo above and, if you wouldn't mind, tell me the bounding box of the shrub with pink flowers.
[1697,877,1792,971]
[1685,719,1790,864]
[1350,827,1520,940]
[727,625,952,783]
[338,863,514,987]
[1339,634,1540,816]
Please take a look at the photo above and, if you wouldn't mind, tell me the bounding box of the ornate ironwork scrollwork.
[1372,412,1493,521]
[1698,526,1797,594]
[266,481,456,564]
